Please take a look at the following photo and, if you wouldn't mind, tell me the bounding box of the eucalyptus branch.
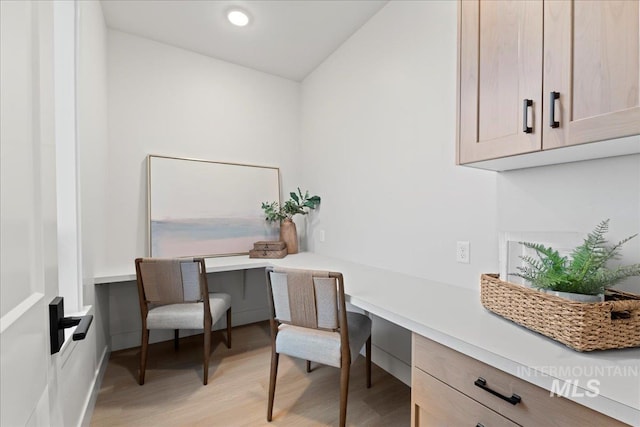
[262,188,321,223]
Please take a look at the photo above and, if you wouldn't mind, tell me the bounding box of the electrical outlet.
[319,230,326,243]
[457,241,470,263]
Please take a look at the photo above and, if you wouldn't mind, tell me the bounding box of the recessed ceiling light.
[227,9,250,27]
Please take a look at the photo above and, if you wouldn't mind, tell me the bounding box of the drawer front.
[413,333,628,427]
[412,367,517,427]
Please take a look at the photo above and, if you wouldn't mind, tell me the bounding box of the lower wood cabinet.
[411,333,628,427]
[413,367,517,427]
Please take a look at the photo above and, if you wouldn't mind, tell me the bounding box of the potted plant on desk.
[261,188,321,254]
[514,219,640,302]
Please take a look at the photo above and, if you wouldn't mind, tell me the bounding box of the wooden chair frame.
[265,267,371,427]
[135,257,231,385]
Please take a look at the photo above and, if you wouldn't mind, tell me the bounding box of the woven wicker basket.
[481,274,640,351]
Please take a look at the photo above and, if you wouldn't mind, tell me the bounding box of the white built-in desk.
[95,252,640,426]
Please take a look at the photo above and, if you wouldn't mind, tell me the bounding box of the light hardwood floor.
[91,321,410,426]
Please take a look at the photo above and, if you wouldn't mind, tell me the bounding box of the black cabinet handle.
[523,99,533,133]
[550,91,560,128]
[476,424,485,427]
[474,377,522,405]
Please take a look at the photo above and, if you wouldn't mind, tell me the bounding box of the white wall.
[299,0,640,381]
[497,154,640,293]
[301,1,497,288]
[104,30,302,350]
[76,1,109,425]
[104,29,302,275]
[78,0,109,358]
[300,1,497,381]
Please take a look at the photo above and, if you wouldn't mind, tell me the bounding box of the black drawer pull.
[476,424,485,427]
[549,91,560,128]
[522,99,533,133]
[474,377,521,405]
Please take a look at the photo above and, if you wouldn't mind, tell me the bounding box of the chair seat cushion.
[147,293,231,330]
[208,293,232,323]
[276,311,371,368]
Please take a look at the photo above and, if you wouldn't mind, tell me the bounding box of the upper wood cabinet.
[458,1,543,164]
[543,0,640,149]
[457,0,640,166]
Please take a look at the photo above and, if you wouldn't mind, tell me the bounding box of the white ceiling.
[100,0,388,81]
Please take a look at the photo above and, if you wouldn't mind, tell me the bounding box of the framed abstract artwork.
[147,155,280,257]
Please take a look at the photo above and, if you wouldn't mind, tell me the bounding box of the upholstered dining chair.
[134,257,232,385]
[265,266,372,427]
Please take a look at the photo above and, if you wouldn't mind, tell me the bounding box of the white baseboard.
[370,343,411,387]
[80,346,110,427]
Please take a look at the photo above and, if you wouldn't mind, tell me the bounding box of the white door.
[0,1,61,425]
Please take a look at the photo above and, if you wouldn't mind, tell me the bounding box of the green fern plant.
[514,220,640,295]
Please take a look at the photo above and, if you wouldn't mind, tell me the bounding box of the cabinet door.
[544,0,640,149]
[458,0,543,164]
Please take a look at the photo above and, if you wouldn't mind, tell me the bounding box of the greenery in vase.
[261,188,321,222]
[513,219,640,296]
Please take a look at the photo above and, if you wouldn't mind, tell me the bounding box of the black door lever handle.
[59,315,93,340]
[49,297,93,354]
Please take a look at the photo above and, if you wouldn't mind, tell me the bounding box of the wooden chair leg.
[139,328,149,385]
[366,335,372,388]
[226,308,232,349]
[306,360,312,373]
[339,363,350,427]
[267,351,279,421]
[203,324,211,385]
[174,329,179,350]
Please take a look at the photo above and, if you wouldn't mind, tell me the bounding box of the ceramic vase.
[280,219,298,254]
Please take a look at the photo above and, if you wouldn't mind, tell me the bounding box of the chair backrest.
[135,258,208,305]
[266,267,346,332]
